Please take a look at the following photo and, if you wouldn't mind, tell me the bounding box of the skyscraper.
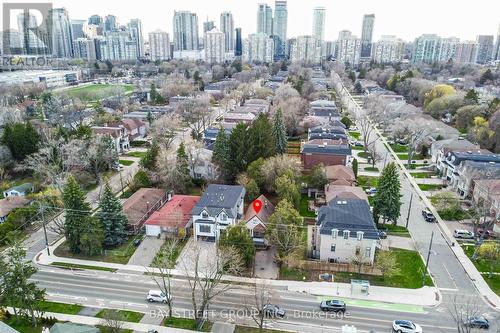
[203,20,215,33]
[48,8,74,58]
[494,24,500,61]
[220,12,234,52]
[412,34,441,64]
[173,11,199,51]
[128,19,144,57]
[257,4,273,36]
[95,31,137,61]
[104,15,118,33]
[475,35,494,64]
[312,7,326,42]
[290,35,320,63]
[337,30,361,66]
[17,12,48,55]
[88,15,103,27]
[204,28,225,63]
[455,41,478,64]
[235,27,242,56]
[243,33,274,62]
[438,37,459,62]
[372,35,404,63]
[149,30,170,61]
[360,14,375,59]
[71,20,85,40]
[273,0,287,60]
[74,38,97,61]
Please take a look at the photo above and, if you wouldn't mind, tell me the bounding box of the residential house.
[308,124,347,141]
[0,320,20,333]
[324,185,368,203]
[0,197,30,223]
[313,199,379,264]
[243,195,275,247]
[430,138,480,172]
[189,147,218,180]
[325,165,356,186]
[122,188,169,233]
[223,112,256,124]
[191,184,245,242]
[3,182,34,198]
[453,160,500,198]
[110,119,146,141]
[203,123,235,149]
[301,139,352,170]
[91,126,130,153]
[269,70,288,82]
[234,104,269,116]
[472,179,500,220]
[49,323,99,333]
[144,195,201,237]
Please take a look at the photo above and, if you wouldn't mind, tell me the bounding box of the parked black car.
[319,300,346,312]
[422,210,436,222]
[378,230,388,239]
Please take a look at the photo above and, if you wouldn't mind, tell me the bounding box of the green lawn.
[126,151,147,158]
[349,131,361,139]
[279,266,309,281]
[119,159,135,166]
[51,261,117,272]
[378,223,411,237]
[357,175,379,189]
[462,244,500,295]
[61,84,134,102]
[163,317,211,331]
[389,144,409,153]
[151,238,187,268]
[334,248,433,288]
[54,235,141,264]
[96,309,144,323]
[352,146,365,151]
[299,194,316,218]
[364,166,379,172]
[40,300,83,314]
[418,184,443,191]
[235,326,289,333]
[397,153,425,161]
[407,163,427,170]
[1,317,43,333]
[410,172,437,179]
[357,152,369,159]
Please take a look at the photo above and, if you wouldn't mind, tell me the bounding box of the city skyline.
[2,0,499,42]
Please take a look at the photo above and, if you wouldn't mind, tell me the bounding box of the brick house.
[301,139,352,170]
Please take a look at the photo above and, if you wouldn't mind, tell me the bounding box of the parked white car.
[453,229,474,239]
[392,320,423,333]
[146,290,168,303]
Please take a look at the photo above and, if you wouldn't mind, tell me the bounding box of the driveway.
[254,248,279,279]
[127,236,164,267]
[380,235,415,251]
[175,237,216,272]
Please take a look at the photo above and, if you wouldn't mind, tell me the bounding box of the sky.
[2,0,499,42]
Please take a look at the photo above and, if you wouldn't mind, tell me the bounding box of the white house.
[3,183,33,198]
[91,126,130,153]
[313,199,379,264]
[191,184,245,242]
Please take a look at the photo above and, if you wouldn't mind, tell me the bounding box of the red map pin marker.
[253,199,263,214]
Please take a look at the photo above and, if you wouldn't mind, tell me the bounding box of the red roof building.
[144,195,201,237]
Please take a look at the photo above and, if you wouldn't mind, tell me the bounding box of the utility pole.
[406,193,413,229]
[422,231,434,287]
[39,203,50,256]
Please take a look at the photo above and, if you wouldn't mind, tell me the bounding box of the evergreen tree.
[63,174,92,253]
[140,140,160,170]
[212,127,230,179]
[352,158,358,178]
[373,162,402,225]
[98,183,128,247]
[275,172,300,208]
[1,122,40,161]
[80,217,104,256]
[176,143,192,191]
[146,110,154,125]
[248,113,275,162]
[227,123,249,181]
[272,108,287,155]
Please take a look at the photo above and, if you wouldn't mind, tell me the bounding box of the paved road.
[331,72,497,314]
[33,267,500,333]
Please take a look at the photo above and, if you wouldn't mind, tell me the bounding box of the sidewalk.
[36,238,440,308]
[6,308,195,333]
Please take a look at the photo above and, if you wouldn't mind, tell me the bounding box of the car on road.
[378,230,388,239]
[319,299,346,312]
[146,290,168,303]
[453,229,474,239]
[477,228,495,239]
[421,210,436,223]
[392,320,423,333]
[463,316,489,329]
[262,304,286,318]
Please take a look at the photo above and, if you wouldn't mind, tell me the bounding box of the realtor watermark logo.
[2,2,54,68]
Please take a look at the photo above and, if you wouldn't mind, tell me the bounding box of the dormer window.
[357,231,364,241]
[343,230,350,239]
[331,229,338,238]
[220,212,227,221]
[201,211,209,219]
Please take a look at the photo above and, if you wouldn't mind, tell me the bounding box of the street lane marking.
[442,263,458,290]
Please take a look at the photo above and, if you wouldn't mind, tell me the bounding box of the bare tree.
[99,309,125,333]
[148,239,179,319]
[447,295,487,333]
[357,114,378,153]
[367,142,382,168]
[244,282,279,332]
[177,97,212,140]
[151,114,181,150]
[182,244,243,329]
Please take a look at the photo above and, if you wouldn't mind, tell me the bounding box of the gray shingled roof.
[191,184,245,218]
[302,143,351,156]
[317,199,379,240]
[309,124,346,134]
[448,151,500,166]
